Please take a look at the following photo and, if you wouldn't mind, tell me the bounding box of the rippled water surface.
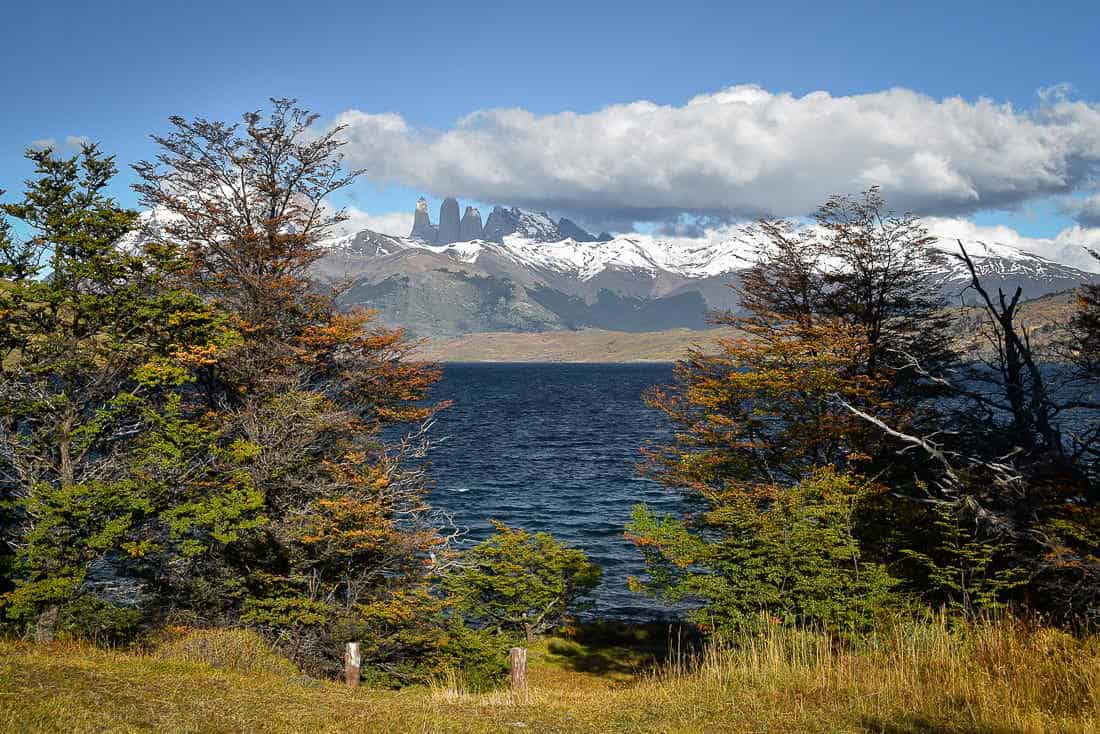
[426,363,685,619]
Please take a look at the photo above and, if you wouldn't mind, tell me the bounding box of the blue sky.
[2,0,1099,264]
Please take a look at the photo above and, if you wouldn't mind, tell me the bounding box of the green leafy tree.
[445,522,602,641]
[900,499,1028,617]
[0,145,227,640]
[628,469,896,634]
[132,100,451,678]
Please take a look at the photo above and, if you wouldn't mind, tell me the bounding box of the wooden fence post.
[509,646,527,691]
[344,642,361,687]
[35,605,59,644]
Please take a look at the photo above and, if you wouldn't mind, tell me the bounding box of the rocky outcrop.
[437,197,461,244]
[409,197,438,242]
[409,198,593,245]
[460,206,484,241]
[513,209,561,241]
[482,206,517,243]
[557,217,597,242]
[483,206,564,243]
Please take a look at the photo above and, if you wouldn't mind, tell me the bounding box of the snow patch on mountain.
[317,210,1098,300]
[482,206,565,243]
[929,238,1089,283]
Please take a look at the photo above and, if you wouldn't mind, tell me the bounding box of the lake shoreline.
[414,327,728,363]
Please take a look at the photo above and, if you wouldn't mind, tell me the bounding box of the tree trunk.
[58,412,75,490]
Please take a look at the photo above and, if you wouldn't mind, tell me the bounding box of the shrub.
[628,468,898,635]
[445,522,602,641]
[152,628,300,677]
[56,596,143,646]
[322,590,509,689]
[437,622,510,692]
[900,499,1029,617]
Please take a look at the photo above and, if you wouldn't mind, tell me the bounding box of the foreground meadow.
[1,619,1097,733]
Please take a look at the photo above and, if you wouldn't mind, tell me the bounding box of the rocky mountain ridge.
[410,196,610,244]
[124,201,1099,338]
[318,200,1099,337]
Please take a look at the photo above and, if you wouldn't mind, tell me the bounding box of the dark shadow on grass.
[547,621,703,677]
[860,715,1024,734]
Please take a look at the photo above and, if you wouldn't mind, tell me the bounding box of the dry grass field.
[2,618,1098,733]
[412,292,1081,364]
[411,327,727,363]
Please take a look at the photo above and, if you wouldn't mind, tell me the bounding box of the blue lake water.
[426,363,685,620]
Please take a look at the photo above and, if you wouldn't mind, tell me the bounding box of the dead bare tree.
[837,239,1100,626]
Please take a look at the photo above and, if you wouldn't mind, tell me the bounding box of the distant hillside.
[413,327,727,363]
[954,288,1081,355]
[414,291,1082,362]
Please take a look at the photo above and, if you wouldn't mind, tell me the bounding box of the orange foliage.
[643,314,899,500]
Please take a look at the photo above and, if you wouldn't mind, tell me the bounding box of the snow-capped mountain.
[316,205,1098,337]
[931,239,1094,298]
[125,199,1098,337]
[483,206,563,243]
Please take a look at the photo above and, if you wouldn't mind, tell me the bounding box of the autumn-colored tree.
[640,318,890,496]
[642,190,959,511]
[629,191,960,631]
[133,100,451,676]
[0,145,227,641]
[742,188,954,376]
[814,189,954,376]
[626,315,900,629]
[741,192,959,542]
[132,99,357,350]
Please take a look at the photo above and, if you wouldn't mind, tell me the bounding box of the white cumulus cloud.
[336,207,413,238]
[333,85,1100,228]
[26,135,93,153]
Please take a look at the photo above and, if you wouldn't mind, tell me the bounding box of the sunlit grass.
[1,617,1097,732]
